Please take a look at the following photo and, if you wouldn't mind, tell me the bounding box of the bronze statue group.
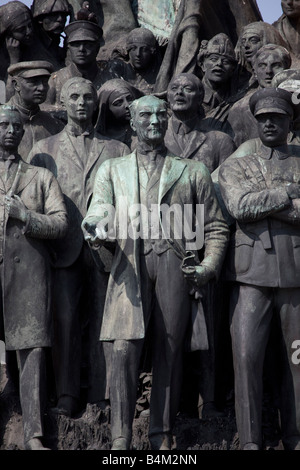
[0,0,300,452]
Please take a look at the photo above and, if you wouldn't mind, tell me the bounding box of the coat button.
[14,257,20,263]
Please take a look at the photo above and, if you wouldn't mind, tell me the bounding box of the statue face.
[10,13,34,46]
[167,76,200,115]
[40,12,67,36]
[0,110,24,152]
[130,97,168,146]
[256,112,290,147]
[108,91,133,123]
[16,76,49,105]
[64,82,95,123]
[281,0,300,19]
[202,53,235,84]
[254,51,286,88]
[241,31,262,63]
[68,40,99,66]
[128,44,153,70]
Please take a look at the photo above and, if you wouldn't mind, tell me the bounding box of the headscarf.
[96,79,144,135]
[0,1,32,37]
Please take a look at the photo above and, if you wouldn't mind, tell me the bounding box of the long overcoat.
[83,150,229,340]
[1,158,68,350]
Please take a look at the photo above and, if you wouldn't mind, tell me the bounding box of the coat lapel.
[84,136,104,179]
[158,155,187,203]
[183,130,206,160]
[14,161,38,195]
[60,131,84,170]
[115,151,140,206]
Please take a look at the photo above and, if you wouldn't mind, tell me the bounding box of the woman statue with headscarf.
[95,78,144,150]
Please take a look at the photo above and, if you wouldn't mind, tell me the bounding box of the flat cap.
[249,87,294,118]
[65,20,102,43]
[8,60,54,78]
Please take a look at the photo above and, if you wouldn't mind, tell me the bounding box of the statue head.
[167,73,204,120]
[0,1,34,46]
[65,20,102,66]
[272,68,300,130]
[60,76,98,125]
[31,0,71,37]
[0,105,24,153]
[249,87,294,147]
[197,33,237,85]
[236,21,289,67]
[96,79,144,134]
[8,60,54,107]
[129,95,168,147]
[281,0,300,20]
[126,27,158,71]
[253,44,291,88]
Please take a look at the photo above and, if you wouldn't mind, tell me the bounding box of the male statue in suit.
[28,77,129,417]
[165,73,236,174]
[82,95,229,450]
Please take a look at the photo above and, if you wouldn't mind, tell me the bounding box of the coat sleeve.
[24,168,68,240]
[82,159,115,229]
[217,132,236,166]
[218,158,291,223]
[195,163,230,278]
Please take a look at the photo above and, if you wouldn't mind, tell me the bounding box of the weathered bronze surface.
[218,88,300,450]
[1,0,300,452]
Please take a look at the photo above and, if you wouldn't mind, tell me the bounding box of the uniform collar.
[259,143,289,160]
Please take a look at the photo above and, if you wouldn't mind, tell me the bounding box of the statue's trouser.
[104,249,191,445]
[52,259,82,401]
[230,283,300,450]
[17,347,46,445]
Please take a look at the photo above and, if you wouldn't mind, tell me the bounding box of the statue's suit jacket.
[165,116,236,173]
[28,129,129,269]
[0,158,67,350]
[83,150,229,340]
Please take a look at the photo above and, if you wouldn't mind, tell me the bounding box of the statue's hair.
[129,95,168,119]
[0,104,21,116]
[253,44,292,71]
[60,76,97,105]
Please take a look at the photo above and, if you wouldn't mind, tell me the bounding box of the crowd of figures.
[0,0,300,452]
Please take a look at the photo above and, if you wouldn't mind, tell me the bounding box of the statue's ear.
[12,78,20,92]
[130,118,136,132]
